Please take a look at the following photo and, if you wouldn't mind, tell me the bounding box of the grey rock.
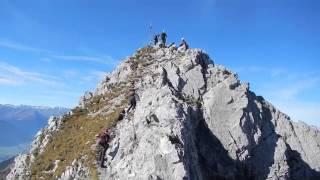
[59,158,90,180]
[8,46,320,180]
[79,91,93,108]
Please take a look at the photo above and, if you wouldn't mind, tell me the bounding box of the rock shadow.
[181,98,320,180]
[285,143,320,180]
[240,92,279,179]
[182,103,253,180]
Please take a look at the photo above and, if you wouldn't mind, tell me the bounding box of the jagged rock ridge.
[7,45,320,180]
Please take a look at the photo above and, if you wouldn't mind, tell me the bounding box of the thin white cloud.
[246,67,320,127]
[90,70,108,80]
[40,58,52,63]
[0,62,63,87]
[234,65,287,77]
[63,69,78,79]
[0,39,118,65]
[52,55,119,65]
[255,70,320,100]
[80,70,107,83]
[0,40,51,53]
[274,78,320,100]
[233,65,320,126]
[0,76,20,85]
[270,100,320,127]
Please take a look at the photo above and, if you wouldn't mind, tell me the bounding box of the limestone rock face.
[7,46,320,180]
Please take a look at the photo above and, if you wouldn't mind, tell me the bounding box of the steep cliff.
[7,45,320,180]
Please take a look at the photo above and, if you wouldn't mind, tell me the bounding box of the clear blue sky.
[0,0,319,126]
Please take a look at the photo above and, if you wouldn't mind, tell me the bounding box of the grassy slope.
[30,86,130,180]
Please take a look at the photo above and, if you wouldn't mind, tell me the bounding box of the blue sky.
[0,0,319,126]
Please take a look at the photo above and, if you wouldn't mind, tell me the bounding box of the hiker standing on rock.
[127,89,137,113]
[96,128,110,168]
[153,34,159,46]
[160,31,167,47]
[179,38,189,49]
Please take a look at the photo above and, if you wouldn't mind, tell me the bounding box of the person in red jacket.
[96,128,110,168]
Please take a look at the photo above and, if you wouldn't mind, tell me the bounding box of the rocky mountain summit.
[7,45,320,180]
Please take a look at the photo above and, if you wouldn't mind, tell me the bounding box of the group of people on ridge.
[153,31,167,47]
[153,31,189,49]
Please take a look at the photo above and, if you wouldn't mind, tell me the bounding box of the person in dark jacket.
[153,34,159,45]
[127,90,137,113]
[160,31,167,47]
[96,128,110,168]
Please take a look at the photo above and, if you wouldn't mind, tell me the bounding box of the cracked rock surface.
[8,46,320,180]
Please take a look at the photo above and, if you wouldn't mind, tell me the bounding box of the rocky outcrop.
[7,45,320,180]
[58,158,90,180]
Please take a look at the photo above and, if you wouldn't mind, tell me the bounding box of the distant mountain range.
[0,104,69,162]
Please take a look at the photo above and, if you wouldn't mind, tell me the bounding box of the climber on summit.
[160,31,167,47]
[179,38,189,49]
[153,34,159,45]
[96,128,110,168]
